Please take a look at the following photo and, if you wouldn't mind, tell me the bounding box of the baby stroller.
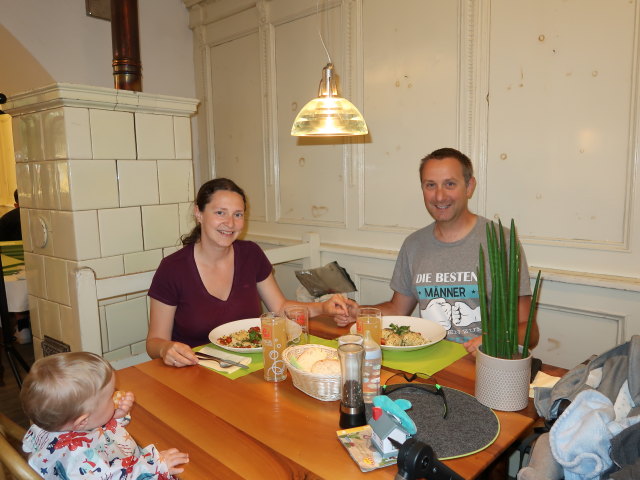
[517,335,640,480]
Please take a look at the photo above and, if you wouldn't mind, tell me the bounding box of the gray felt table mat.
[374,386,500,459]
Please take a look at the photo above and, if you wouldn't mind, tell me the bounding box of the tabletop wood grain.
[116,316,564,479]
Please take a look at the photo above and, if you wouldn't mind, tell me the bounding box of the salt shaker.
[338,343,366,429]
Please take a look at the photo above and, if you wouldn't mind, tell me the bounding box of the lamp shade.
[291,63,368,137]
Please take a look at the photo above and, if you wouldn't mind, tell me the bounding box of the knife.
[195,351,249,369]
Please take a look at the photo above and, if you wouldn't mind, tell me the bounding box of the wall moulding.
[184,0,256,26]
[521,234,630,252]
[5,83,199,117]
[535,267,640,294]
[538,301,626,347]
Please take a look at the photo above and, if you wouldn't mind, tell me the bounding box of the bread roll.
[311,359,340,375]
[297,348,327,371]
[113,390,124,408]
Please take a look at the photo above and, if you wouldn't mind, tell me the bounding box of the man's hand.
[323,295,359,326]
[462,336,482,355]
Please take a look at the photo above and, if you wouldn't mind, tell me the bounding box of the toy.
[369,395,417,458]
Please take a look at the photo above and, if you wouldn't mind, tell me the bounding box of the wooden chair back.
[0,413,39,480]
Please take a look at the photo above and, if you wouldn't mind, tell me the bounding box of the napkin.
[529,371,561,397]
[197,346,252,374]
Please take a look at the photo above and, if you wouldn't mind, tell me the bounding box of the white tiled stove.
[6,83,198,364]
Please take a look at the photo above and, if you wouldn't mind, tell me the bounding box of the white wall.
[0,0,195,98]
[0,0,202,205]
[187,0,640,369]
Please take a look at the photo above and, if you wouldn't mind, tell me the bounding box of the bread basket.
[283,344,341,401]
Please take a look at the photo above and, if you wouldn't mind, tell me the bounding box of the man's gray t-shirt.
[390,216,532,344]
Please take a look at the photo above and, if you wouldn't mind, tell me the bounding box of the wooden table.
[116,317,562,479]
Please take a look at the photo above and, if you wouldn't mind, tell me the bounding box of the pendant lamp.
[290,2,368,137]
[291,63,368,136]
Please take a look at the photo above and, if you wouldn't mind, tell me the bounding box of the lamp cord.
[317,0,332,64]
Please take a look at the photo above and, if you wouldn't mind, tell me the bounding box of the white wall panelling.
[7,83,198,362]
[486,0,640,276]
[186,0,640,368]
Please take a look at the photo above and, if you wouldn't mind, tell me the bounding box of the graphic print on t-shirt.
[415,270,481,343]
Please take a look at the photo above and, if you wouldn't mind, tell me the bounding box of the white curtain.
[0,113,17,206]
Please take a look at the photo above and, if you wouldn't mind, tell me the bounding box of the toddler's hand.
[159,448,189,475]
[113,391,135,418]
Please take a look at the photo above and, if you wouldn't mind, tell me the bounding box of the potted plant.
[474,219,542,411]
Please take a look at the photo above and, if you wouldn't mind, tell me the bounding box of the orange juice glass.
[356,307,382,345]
[260,312,288,382]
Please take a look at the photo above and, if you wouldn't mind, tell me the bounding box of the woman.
[146,178,355,367]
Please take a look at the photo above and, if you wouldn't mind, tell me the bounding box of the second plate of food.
[349,315,446,351]
[209,317,303,353]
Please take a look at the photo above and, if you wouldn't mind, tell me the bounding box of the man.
[346,148,538,354]
[0,189,21,241]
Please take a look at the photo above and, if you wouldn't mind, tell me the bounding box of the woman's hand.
[113,391,135,419]
[160,341,199,367]
[321,295,359,326]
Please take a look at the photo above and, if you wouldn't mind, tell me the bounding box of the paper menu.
[336,424,397,472]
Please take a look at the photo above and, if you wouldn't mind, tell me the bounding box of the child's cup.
[338,333,364,346]
[284,306,309,346]
[260,312,288,382]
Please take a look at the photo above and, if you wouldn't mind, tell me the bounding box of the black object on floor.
[0,252,31,388]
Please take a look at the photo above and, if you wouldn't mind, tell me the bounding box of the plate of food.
[209,317,303,353]
[349,316,446,351]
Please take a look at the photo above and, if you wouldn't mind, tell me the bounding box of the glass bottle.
[362,330,382,402]
[338,343,366,429]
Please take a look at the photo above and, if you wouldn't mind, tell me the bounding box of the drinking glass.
[338,333,364,346]
[356,307,382,345]
[284,306,309,346]
[260,312,287,382]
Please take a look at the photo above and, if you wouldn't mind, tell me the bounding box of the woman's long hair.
[181,178,247,245]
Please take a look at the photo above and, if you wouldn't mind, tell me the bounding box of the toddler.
[20,352,189,479]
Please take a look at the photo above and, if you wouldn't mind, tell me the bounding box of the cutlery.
[195,351,249,369]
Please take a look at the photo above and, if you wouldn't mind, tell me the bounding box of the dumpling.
[385,333,403,346]
[401,331,427,346]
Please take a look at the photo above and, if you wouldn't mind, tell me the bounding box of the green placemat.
[194,344,263,380]
[194,337,467,380]
[307,337,467,376]
[381,340,468,375]
[194,335,339,380]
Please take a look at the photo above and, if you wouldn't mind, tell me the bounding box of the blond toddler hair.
[20,352,114,432]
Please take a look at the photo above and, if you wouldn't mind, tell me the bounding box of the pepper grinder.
[338,343,367,429]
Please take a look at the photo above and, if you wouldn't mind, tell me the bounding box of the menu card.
[336,425,397,472]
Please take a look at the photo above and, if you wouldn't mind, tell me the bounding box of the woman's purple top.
[148,240,273,347]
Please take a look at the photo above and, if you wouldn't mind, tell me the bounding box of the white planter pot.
[475,347,532,411]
